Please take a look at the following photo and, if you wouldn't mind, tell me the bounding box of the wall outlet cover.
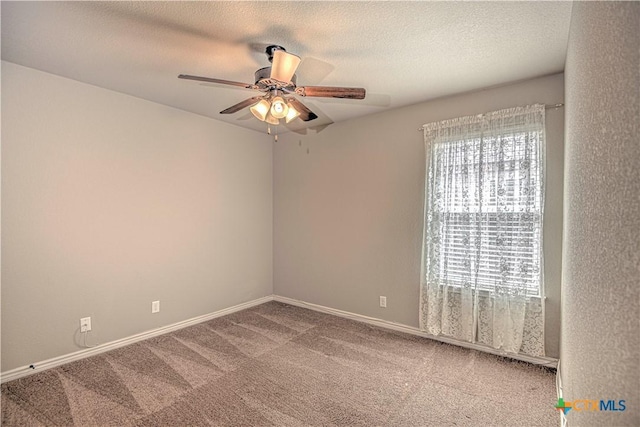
[152,300,160,313]
[80,317,91,332]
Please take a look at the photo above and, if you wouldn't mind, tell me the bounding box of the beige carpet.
[1,301,558,426]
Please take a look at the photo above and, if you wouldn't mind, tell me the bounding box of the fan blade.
[287,98,318,122]
[296,86,366,99]
[220,97,264,114]
[270,50,301,84]
[178,74,257,89]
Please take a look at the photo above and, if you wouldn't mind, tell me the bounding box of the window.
[420,105,546,356]
[430,131,543,296]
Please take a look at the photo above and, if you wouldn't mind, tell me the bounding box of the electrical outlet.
[379,296,387,308]
[152,300,160,313]
[80,317,91,332]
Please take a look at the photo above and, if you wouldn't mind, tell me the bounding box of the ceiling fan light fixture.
[285,103,301,123]
[270,96,289,119]
[249,99,270,121]
[270,50,301,84]
[181,44,365,129]
[265,111,280,125]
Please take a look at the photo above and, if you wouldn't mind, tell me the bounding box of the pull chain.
[266,124,278,142]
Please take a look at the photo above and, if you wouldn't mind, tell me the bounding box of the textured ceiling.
[1,1,572,134]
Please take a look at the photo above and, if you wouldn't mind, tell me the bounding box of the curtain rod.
[417,103,564,131]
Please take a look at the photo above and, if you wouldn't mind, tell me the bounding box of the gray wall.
[274,74,564,358]
[1,62,273,372]
[562,2,640,425]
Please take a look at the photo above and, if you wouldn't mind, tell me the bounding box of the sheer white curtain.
[419,104,546,357]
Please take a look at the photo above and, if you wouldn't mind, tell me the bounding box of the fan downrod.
[265,45,286,63]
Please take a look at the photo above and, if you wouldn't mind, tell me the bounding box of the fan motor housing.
[254,67,297,90]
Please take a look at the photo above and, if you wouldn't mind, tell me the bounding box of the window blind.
[429,131,543,297]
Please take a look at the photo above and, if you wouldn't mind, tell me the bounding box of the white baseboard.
[1,293,557,384]
[273,295,558,368]
[0,295,274,384]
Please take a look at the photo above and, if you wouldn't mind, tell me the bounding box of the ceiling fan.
[179,45,366,126]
